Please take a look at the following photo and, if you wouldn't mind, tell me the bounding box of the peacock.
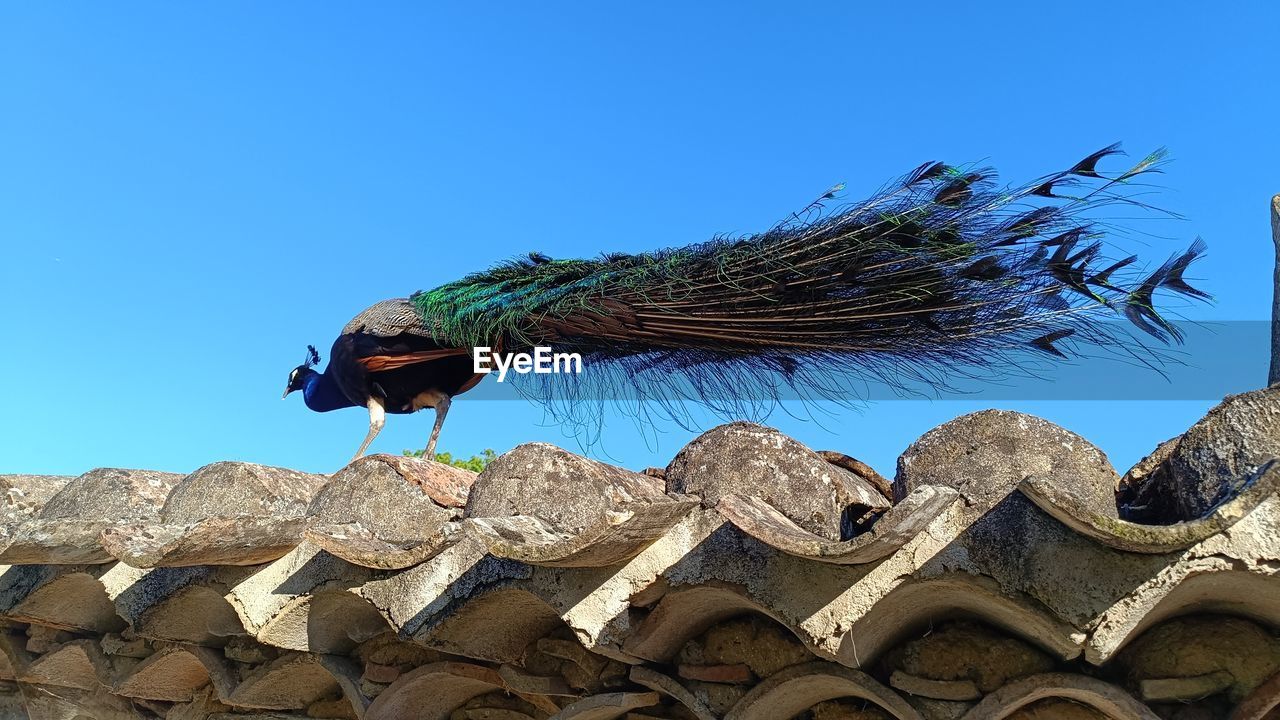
[284,145,1210,460]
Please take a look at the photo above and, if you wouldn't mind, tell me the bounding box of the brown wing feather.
[344,298,436,338]
[357,348,470,372]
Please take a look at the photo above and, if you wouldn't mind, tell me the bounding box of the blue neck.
[302,371,356,412]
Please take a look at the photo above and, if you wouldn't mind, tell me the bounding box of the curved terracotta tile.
[354,532,499,639]
[0,467,182,565]
[414,586,567,663]
[1019,459,1279,554]
[112,645,232,702]
[959,673,1159,720]
[19,639,111,691]
[224,541,376,641]
[0,565,126,633]
[305,454,474,570]
[468,495,697,568]
[667,423,890,541]
[716,485,959,564]
[305,519,463,571]
[622,585,800,663]
[839,575,1082,667]
[162,462,327,522]
[0,474,74,529]
[724,661,922,720]
[133,584,249,645]
[550,691,660,720]
[365,661,504,720]
[101,516,307,568]
[225,652,344,711]
[101,562,257,645]
[318,653,374,719]
[95,462,327,568]
[499,663,577,697]
[629,666,717,720]
[256,589,393,654]
[464,443,696,568]
[1087,569,1280,664]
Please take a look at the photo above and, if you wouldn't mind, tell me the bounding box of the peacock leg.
[423,395,451,458]
[353,397,386,461]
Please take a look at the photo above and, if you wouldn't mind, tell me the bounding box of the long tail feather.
[411,144,1209,426]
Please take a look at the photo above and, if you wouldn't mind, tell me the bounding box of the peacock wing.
[343,298,436,338]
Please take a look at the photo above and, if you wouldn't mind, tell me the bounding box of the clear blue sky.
[2,3,1277,477]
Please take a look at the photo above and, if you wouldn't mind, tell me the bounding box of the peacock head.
[283,345,321,399]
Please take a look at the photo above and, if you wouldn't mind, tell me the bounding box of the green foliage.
[403,448,497,472]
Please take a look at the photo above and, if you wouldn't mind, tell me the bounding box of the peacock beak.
[282,388,292,399]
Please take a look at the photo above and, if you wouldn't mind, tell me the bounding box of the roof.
[0,386,1277,719]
